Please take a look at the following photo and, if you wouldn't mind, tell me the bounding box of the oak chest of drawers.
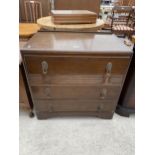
[21,32,133,119]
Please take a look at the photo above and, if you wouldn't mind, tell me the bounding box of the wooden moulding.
[51,10,97,24]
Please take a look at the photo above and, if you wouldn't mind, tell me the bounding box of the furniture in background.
[19,23,40,40]
[112,0,123,6]
[128,0,135,6]
[101,0,112,5]
[24,0,43,23]
[100,1,135,30]
[51,10,97,24]
[112,0,135,6]
[37,16,105,31]
[21,32,133,119]
[116,44,135,116]
[110,6,134,37]
[131,35,135,44]
[19,0,50,22]
[53,0,101,16]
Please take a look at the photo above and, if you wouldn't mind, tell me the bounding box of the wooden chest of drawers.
[21,32,133,119]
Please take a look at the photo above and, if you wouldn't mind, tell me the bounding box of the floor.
[19,108,135,155]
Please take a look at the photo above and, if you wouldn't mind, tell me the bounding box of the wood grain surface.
[21,32,132,54]
[21,32,133,119]
[37,16,104,31]
[19,23,40,38]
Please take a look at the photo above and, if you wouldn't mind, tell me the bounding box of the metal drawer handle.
[105,62,113,84]
[100,88,107,99]
[41,61,48,74]
[106,62,112,74]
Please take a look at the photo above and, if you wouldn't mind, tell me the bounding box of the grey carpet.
[19,109,135,155]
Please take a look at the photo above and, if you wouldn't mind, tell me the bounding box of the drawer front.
[28,74,124,86]
[34,100,116,112]
[24,55,130,75]
[31,86,121,100]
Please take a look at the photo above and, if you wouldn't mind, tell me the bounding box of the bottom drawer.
[34,99,116,113]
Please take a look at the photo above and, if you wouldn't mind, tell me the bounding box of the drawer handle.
[106,62,112,74]
[44,88,51,97]
[41,61,48,74]
[105,62,112,84]
[97,104,104,111]
[100,88,107,99]
[49,105,53,112]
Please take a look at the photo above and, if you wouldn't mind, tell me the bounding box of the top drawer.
[24,55,130,75]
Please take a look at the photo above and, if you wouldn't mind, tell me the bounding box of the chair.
[128,0,135,6]
[24,0,43,23]
[112,0,135,6]
[110,6,134,37]
[112,0,123,6]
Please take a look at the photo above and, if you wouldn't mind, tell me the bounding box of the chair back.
[128,0,135,6]
[113,0,135,6]
[24,0,42,23]
[111,6,133,28]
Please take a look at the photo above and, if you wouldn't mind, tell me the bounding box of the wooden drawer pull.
[41,61,48,74]
[105,62,113,84]
[97,104,104,111]
[106,62,112,74]
[100,88,107,99]
[44,88,51,97]
[49,104,54,112]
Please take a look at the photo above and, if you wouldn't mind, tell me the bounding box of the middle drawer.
[31,85,121,100]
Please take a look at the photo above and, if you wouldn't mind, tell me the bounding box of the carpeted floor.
[19,109,135,155]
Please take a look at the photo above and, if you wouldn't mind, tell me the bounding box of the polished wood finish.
[37,16,105,31]
[21,32,133,119]
[51,10,97,24]
[21,32,131,53]
[54,0,100,16]
[19,23,40,39]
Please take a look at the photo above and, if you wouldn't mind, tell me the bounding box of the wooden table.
[19,23,40,39]
[37,16,105,31]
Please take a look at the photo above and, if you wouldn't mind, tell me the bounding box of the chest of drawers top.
[21,32,132,55]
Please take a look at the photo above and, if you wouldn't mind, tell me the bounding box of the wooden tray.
[51,10,97,24]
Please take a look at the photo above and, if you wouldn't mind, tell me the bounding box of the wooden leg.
[20,63,34,117]
[97,112,113,119]
[29,110,35,118]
